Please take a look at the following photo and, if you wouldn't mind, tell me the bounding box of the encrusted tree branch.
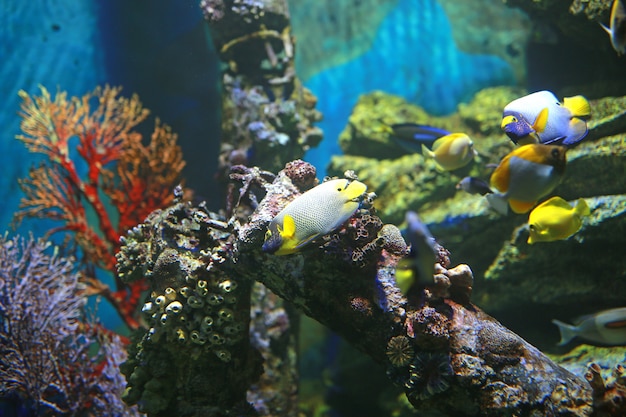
[117,160,610,416]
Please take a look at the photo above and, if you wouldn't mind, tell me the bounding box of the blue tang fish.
[501,90,591,146]
[262,178,367,255]
[387,123,451,153]
[553,307,626,346]
[486,144,567,214]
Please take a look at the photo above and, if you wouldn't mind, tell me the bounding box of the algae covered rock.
[332,88,626,357]
[331,87,522,224]
[337,91,468,160]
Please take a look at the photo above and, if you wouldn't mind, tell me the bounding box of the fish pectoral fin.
[532,108,549,133]
[282,215,297,239]
[509,199,536,214]
[563,95,591,118]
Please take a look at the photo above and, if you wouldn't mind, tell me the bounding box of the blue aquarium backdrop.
[1,0,626,416]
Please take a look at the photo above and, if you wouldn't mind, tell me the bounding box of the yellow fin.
[563,95,591,118]
[509,199,536,214]
[574,198,591,216]
[535,196,572,211]
[532,108,549,133]
[281,214,297,239]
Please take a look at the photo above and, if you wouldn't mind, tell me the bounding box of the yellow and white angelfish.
[262,178,368,255]
[527,196,590,244]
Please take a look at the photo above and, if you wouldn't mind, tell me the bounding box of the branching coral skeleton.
[14,85,185,329]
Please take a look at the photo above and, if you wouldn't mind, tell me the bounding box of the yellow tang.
[262,178,368,255]
[527,196,590,244]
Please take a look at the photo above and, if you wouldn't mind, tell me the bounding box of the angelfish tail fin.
[551,319,578,346]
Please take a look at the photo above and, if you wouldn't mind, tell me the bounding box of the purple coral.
[0,235,139,416]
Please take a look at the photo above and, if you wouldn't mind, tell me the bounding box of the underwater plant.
[0,234,139,416]
[14,85,185,329]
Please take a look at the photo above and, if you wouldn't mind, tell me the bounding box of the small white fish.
[600,0,626,55]
[552,307,626,346]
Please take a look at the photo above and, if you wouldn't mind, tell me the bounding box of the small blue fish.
[553,307,626,346]
[501,90,591,146]
[387,123,451,154]
[396,211,439,293]
[456,176,493,196]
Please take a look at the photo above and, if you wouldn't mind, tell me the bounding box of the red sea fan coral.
[13,85,185,329]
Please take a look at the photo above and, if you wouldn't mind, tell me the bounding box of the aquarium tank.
[1,0,626,416]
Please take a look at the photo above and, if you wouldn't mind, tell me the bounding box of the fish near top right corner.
[599,0,626,56]
[500,90,591,148]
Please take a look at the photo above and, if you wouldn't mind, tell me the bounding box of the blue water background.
[0,0,513,330]
[302,0,515,174]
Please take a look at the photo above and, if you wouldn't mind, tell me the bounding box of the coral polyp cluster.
[141,272,244,362]
[117,192,262,415]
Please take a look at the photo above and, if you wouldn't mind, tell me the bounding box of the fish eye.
[265,230,271,239]
[529,225,535,231]
[551,148,561,158]
[556,101,561,106]
[511,117,517,122]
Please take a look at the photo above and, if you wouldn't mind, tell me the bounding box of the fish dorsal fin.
[563,95,591,118]
[536,196,572,211]
[509,199,536,214]
[282,215,297,239]
[532,108,549,133]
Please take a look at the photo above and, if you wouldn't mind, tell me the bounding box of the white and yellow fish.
[553,307,626,346]
[262,178,367,255]
[527,196,590,244]
[501,90,590,146]
[600,0,626,55]
[421,133,477,171]
[486,144,567,214]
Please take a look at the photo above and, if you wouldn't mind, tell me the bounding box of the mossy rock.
[337,91,467,160]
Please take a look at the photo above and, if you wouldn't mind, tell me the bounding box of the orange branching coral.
[14,85,185,329]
